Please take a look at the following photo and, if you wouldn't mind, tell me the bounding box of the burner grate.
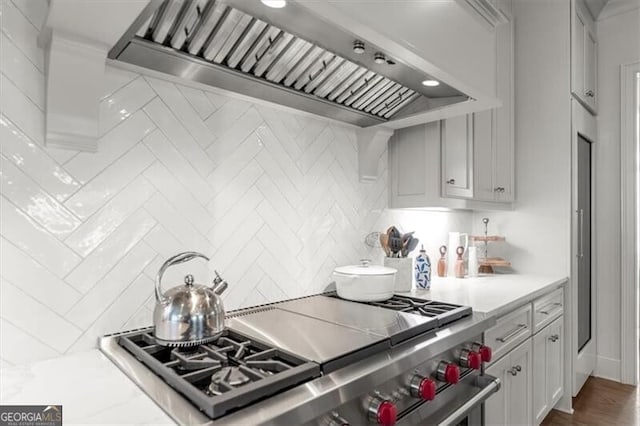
[118,328,320,419]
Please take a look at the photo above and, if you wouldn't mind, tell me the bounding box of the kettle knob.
[184,274,195,286]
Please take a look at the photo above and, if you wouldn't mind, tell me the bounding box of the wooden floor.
[542,377,639,425]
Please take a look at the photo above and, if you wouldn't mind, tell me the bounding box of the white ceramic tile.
[255,105,302,160]
[256,274,288,303]
[0,115,80,201]
[0,32,44,108]
[142,129,212,203]
[0,156,81,238]
[209,211,263,272]
[204,90,230,111]
[0,196,81,277]
[0,319,60,364]
[0,73,44,145]
[208,187,261,249]
[99,77,156,136]
[206,160,263,220]
[206,106,263,162]
[64,143,155,219]
[255,148,303,207]
[143,98,214,177]
[0,0,43,70]
[65,208,157,294]
[64,110,155,184]
[0,237,81,314]
[122,305,152,330]
[255,221,304,278]
[256,175,303,232]
[64,176,155,257]
[143,162,211,234]
[145,76,214,149]
[207,131,263,196]
[255,123,305,192]
[102,65,140,101]
[68,273,155,353]
[177,84,215,119]
[298,124,334,170]
[144,193,212,255]
[256,250,300,297]
[10,0,47,30]
[1,278,82,352]
[47,147,77,164]
[66,241,156,329]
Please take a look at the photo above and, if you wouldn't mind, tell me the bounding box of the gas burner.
[209,366,253,395]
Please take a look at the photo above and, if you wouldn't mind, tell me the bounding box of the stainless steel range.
[100,293,499,425]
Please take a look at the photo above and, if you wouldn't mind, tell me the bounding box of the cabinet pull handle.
[447,178,456,185]
[576,209,584,258]
[549,334,560,342]
[496,323,527,343]
[538,302,562,315]
[494,187,505,193]
[508,367,518,376]
[585,90,595,98]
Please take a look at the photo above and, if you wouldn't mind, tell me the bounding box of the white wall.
[472,0,573,277]
[0,0,473,366]
[593,4,640,381]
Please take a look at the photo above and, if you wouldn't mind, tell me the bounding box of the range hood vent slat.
[265,38,313,83]
[187,2,227,56]
[202,8,243,61]
[152,0,187,45]
[364,82,403,114]
[169,0,209,50]
[253,32,294,77]
[282,46,324,87]
[226,19,268,68]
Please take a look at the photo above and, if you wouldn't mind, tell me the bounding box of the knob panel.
[368,396,397,426]
[437,361,460,384]
[409,375,436,401]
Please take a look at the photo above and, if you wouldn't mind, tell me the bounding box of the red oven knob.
[472,342,493,363]
[367,396,397,426]
[437,361,460,384]
[460,349,482,370]
[409,375,437,401]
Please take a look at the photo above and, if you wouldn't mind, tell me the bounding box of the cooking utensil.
[333,259,397,301]
[406,236,419,255]
[379,233,391,257]
[153,252,228,347]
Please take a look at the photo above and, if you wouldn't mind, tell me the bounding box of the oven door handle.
[437,375,502,426]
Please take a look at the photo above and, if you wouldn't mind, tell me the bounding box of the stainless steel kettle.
[153,251,228,347]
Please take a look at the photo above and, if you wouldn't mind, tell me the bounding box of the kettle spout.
[212,270,228,295]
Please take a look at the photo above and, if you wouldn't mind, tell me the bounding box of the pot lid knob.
[360,259,372,267]
[184,274,195,286]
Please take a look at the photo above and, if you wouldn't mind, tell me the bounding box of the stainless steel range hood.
[109,0,470,127]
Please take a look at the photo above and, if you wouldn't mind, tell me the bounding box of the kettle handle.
[155,252,210,304]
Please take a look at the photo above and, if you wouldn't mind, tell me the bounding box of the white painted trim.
[594,355,622,382]
[598,0,640,21]
[620,61,640,386]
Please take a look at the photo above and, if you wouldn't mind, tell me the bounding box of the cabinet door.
[533,330,549,424]
[572,5,586,102]
[485,353,510,425]
[441,114,473,199]
[508,340,533,426]
[473,110,494,201]
[547,317,564,406]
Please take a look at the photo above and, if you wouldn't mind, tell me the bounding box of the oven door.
[398,374,501,425]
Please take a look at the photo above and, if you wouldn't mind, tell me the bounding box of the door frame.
[620,61,640,386]
[570,100,597,397]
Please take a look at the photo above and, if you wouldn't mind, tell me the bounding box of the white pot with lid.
[333,259,397,302]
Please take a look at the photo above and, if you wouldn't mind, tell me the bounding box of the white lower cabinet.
[485,339,533,425]
[532,316,564,424]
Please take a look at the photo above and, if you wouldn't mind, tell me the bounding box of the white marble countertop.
[0,350,174,425]
[398,273,568,317]
[0,274,566,424]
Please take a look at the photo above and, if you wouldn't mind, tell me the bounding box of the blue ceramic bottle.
[415,245,431,289]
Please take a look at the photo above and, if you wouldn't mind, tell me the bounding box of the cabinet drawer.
[485,304,532,364]
[533,288,564,333]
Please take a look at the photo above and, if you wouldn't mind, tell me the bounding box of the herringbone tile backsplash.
[0,0,471,366]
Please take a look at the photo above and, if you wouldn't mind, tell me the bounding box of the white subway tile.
[145,76,214,149]
[64,144,155,219]
[0,237,81,314]
[0,0,43,70]
[256,221,304,278]
[46,148,77,164]
[65,241,156,329]
[206,98,255,137]
[208,211,263,272]
[143,98,214,177]
[64,111,155,184]
[256,175,302,232]
[208,187,261,249]
[10,0,48,30]
[177,84,215,119]
[0,73,43,145]
[207,107,262,161]
[64,176,155,256]
[65,208,157,294]
[0,319,60,364]
[0,115,79,201]
[0,33,44,108]
[204,91,230,111]
[143,162,211,234]
[0,196,81,277]
[1,279,82,353]
[207,132,263,196]
[102,66,140,101]
[0,156,81,238]
[207,160,263,220]
[142,129,212,203]
[99,77,155,136]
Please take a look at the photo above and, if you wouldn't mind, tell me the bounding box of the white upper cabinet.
[571,0,598,114]
[442,115,474,199]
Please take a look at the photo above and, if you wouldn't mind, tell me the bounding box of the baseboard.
[593,355,621,382]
